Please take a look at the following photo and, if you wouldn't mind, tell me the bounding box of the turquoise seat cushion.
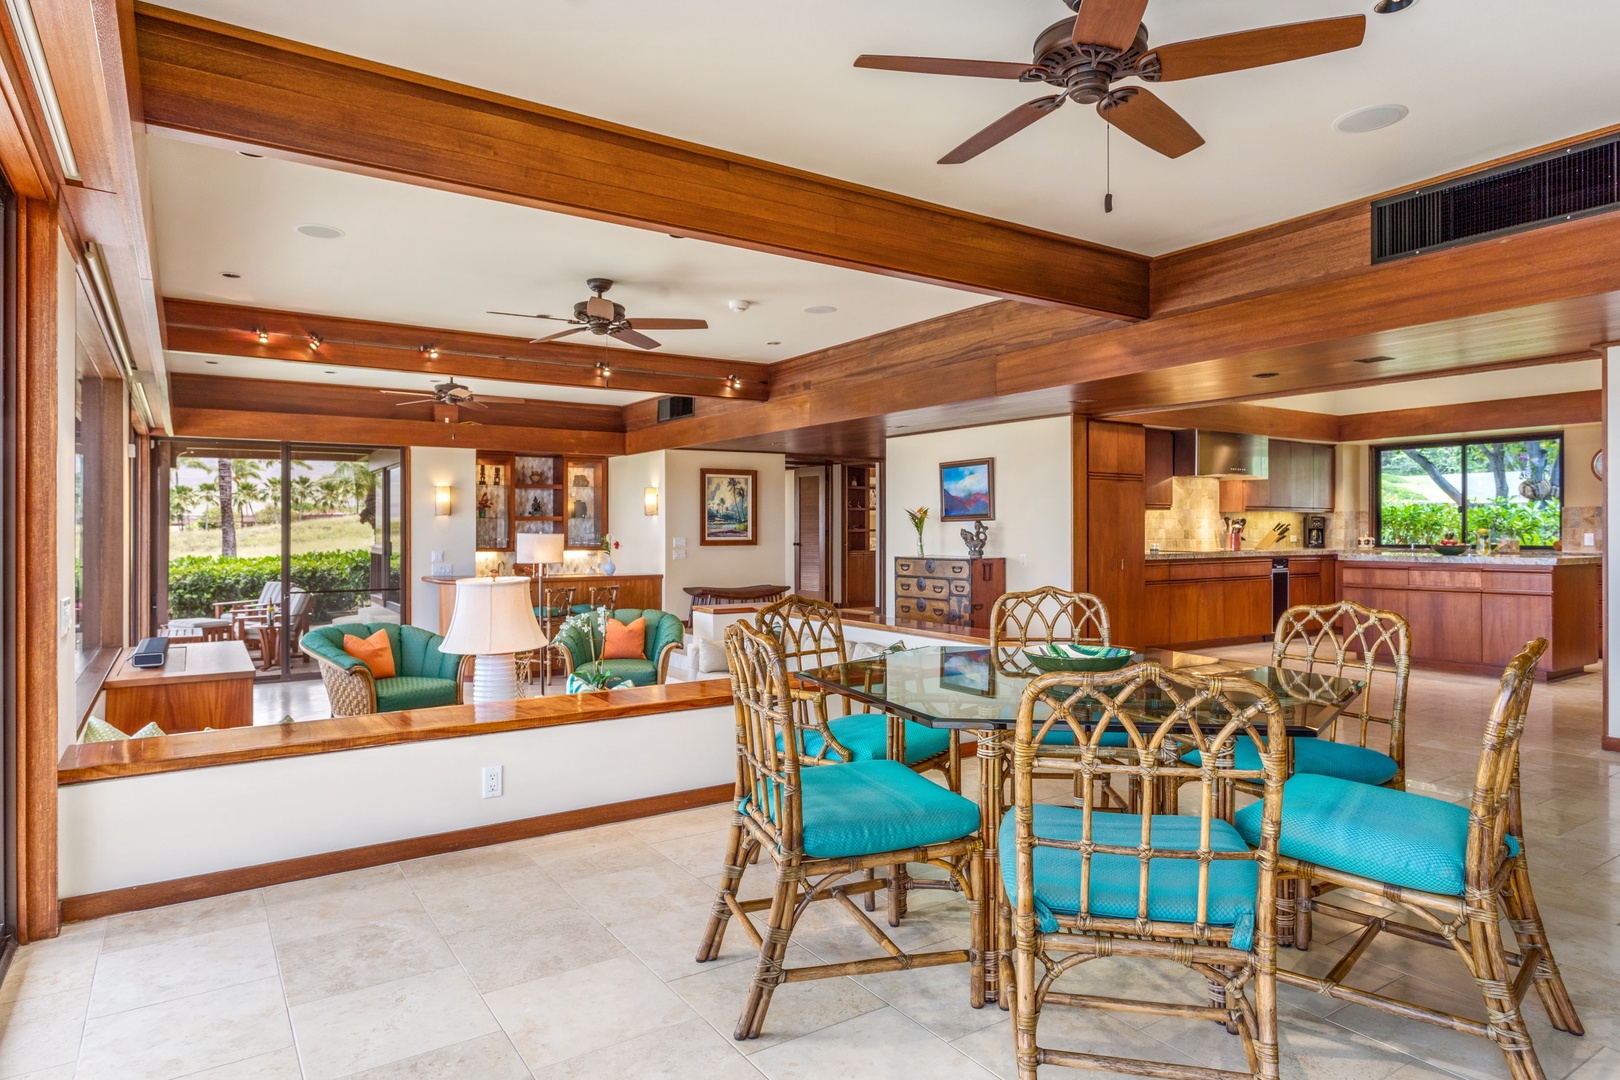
[1035,727,1132,748]
[1233,773,1519,898]
[783,713,951,765]
[1001,805,1260,949]
[753,760,978,860]
[573,659,658,687]
[374,676,460,712]
[1184,738,1398,787]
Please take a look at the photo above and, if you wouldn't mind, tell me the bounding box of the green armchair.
[300,622,474,717]
[552,608,684,687]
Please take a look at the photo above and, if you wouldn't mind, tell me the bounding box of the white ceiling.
[157,0,1620,255]
[166,353,657,406]
[148,135,988,369]
[1255,359,1602,416]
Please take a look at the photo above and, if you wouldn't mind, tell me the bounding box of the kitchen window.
[1373,434,1563,548]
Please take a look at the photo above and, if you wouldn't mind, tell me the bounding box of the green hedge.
[168,549,373,621]
[1379,498,1561,546]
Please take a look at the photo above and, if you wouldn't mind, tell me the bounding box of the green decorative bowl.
[1431,543,1471,557]
[1022,644,1135,674]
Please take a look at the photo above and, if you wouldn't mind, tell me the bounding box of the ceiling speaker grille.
[1372,135,1620,263]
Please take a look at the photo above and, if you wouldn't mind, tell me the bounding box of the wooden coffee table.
[102,640,256,734]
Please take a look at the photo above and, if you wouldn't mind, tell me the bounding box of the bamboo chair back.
[758,594,856,719]
[723,619,805,860]
[587,584,620,610]
[990,587,1111,675]
[1465,638,1546,894]
[1011,663,1287,941]
[1272,600,1412,783]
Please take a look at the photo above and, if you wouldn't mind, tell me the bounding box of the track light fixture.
[308,333,323,351]
[423,345,440,359]
[595,360,611,379]
[256,328,269,344]
[726,374,742,390]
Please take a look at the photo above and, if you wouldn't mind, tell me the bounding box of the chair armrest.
[454,655,475,703]
[299,635,367,673]
[655,640,682,684]
[303,645,377,717]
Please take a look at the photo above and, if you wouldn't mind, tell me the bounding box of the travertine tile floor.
[5,644,1619,1079]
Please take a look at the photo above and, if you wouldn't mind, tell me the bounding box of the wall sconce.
[434,484,453,517]
[644,486,659,516]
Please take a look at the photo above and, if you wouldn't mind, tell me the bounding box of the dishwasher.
[1271,558,1290,624]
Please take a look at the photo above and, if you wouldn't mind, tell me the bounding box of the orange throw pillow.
[342,629,396,679]
[602,617,647,660]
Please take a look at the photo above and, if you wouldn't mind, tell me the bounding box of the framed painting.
[700,469,758,546]
[939,458,994,521]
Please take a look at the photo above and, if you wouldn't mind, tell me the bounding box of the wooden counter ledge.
[58,679,733,784]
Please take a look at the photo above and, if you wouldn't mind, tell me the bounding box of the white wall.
[1606,349,1618,744]
[663,449,790,618]
[884,417,1073,603]
[58,704,735,896]
[408,447,476,632]
[1565,423,1603,508]
[606,451,666,578]
[56,235,77,752]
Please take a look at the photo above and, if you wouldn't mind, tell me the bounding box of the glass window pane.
[1464,437,1562,547]
[1377,445,1463,545]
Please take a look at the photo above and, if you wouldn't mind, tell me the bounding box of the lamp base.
[470,653,519,704]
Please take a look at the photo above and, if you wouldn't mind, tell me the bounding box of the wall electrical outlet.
[1585,533,1595,547]
[481,765,503,799]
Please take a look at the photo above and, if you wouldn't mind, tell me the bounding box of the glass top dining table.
[797,645,1366,736]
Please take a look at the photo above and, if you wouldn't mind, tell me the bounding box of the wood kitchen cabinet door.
[1404,589,1483,666]
[1224,577,1272,639]
[1144,429,1174,509]
[1088,476,1145,643]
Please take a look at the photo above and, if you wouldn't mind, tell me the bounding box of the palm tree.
[316,476,345,515]
[236,480,266,525]
[170,484,197,528]
[262,476,283,525]
[196,481,218,528]
[292,476,317,520]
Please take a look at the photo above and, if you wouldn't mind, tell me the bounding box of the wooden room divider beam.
[133,5,1150,320]
[163,299,770,402]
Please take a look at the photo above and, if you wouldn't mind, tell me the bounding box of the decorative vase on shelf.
[600,557,616,576]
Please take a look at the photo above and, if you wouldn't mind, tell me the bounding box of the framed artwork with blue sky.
[939,458,994,521]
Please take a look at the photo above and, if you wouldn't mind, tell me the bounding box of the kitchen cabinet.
[1142,557,1282,649]
[1084,421,1147,645]
[1242,441,1334,512]
[1339,559,1598,679]
[1144,429,1175,509]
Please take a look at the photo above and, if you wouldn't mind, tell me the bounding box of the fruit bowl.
[1431,542,1471,557]
[1022,644,1135,674]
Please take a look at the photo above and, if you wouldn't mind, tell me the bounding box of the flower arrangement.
[601,533,620,555]
[559,606,630,692]
[904,506,930,556]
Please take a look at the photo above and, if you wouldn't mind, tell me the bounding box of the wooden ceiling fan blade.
[391,398,436,407]
[1097,88,1204,158]
[626,318,708,331]
[1150,15,1366,82]
[459,398,490,409]
[530,327,588,344]
[854,55,1040,79]
[379,389,427,396]
[1072,0,1150,51]
[487,310,564,321]
[611,327,662,350]
[939,95,1063,165]
[475,395,530,405]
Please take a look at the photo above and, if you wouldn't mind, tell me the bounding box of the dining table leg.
[975,728,1010,1007]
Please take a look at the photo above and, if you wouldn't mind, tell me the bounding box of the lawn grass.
[169,515,373,560]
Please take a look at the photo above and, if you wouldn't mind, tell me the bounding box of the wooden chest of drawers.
[893,557,1006,630]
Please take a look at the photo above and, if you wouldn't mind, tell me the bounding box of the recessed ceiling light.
[295,224,346,240]
[220,272,240,279]
[325,370,337,374]
[1254,372,1280,379]
[1334,104,1409,134]
[1353,354,1395,365]
[802,305,837,315]
[766,340,782,346]
[204,360,219,365]
[1373,0,1416,13]
[238,151,264,158]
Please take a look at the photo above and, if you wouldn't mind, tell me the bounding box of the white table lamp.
[440,576,546,704]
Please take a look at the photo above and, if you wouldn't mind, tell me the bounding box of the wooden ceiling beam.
[133,5,1150,320]
[163,299,767,401]
[1336,390,1602,443]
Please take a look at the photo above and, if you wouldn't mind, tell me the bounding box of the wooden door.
[794,469,829,600]
[1088,476,1146,643]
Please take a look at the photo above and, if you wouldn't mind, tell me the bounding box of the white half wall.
[663,449,789,619]
[607,451,667,580]
[408,447,476,632]
[884,417,1073,604]
[58,704,735,897]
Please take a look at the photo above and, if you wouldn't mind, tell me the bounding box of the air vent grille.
[1372,135,1620,263]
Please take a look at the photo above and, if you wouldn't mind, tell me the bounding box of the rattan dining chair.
[757,594,959,787]
[988,587,1112,676]
[1004,662,1288,1080]
[695,619,984,1039]
[1271,600,1411,788]
[1244,638,1582,1080]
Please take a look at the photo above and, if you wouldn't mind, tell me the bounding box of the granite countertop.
[1144,548,1600,566]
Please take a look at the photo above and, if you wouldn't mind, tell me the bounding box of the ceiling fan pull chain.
[1104,123,1114,213]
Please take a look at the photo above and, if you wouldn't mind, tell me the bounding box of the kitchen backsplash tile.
[1145,477,1307,552]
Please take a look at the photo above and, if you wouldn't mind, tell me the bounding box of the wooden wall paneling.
[15,198,58,941]
[135,9,1149,319]
[163,300,768,401]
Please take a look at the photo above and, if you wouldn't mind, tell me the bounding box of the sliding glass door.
[158,439,405,681]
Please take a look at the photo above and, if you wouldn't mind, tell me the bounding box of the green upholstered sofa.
[552,608,685,687]
[300,622,473,717]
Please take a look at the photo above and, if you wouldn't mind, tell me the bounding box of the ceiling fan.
[854,0,1366,163]
[378,378,525,410]
[488,277,709,350]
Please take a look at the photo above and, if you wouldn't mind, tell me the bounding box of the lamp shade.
[441,576,546,654]
[515,532,565,566]
[434,484,452,516]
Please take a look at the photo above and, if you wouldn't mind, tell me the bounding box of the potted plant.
[559,606,633,692]
[600,533,620,575]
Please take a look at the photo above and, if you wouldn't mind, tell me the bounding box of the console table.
[424,573,666,634]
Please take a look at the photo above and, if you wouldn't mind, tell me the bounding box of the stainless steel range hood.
[1171,430,1270,480]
